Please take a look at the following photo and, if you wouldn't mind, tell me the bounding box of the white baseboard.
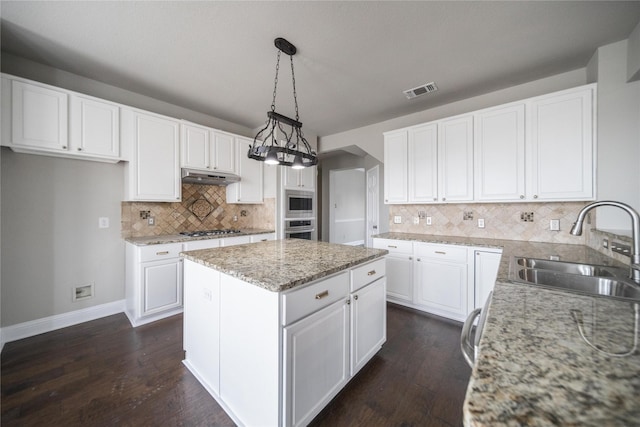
[1,299,126,350]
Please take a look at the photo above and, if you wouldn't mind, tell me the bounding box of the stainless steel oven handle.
[460,308,482,368]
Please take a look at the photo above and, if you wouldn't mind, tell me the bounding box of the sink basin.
[515,257,627,278]
[516,269,640,300]
[512,257,640,302]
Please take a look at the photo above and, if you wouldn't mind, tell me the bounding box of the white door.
[385,254,413,301]
[366,165,380,248]
[474,250,502,310]
[70,95,120,158]
[142,259,182,315]
[226,137,263,203]
[299,166,316,190]
[181,123,210,169]
[438,115,474,202]
[330,168,365,245]
[212,131,236,173]
[409,124,438,202]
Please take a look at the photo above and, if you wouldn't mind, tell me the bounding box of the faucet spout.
[570,201,640,283]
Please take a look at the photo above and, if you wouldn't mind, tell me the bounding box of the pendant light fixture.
[248,38,318,168]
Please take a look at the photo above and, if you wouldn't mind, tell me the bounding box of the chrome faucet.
[570,201,640,283]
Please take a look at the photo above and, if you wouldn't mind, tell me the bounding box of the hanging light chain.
[270,50,282,112]
[289,55,301,121]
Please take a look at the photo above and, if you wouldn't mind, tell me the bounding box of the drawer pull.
[315,290,329,300]
[156,251,170,256]
[354,295,359,300]
[435,251,446,255]
[388,245,398,248]
[367,270,376,276]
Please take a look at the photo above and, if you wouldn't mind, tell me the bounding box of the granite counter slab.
[181,239,388,292]
[125,228,275,246]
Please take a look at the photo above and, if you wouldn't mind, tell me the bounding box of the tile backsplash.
[388,202,590,244]
[122,183,275,238]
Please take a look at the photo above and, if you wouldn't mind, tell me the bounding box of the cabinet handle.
[417,258,421,262]
[62,145,67,149]
[315,290,329,300]
[261,239,268,242]
[346,299,351,305]
[367,270,376,276]
[388,245,397,248]
[77,147,82,151]
[409,256,413,260]
[442,197,446,201]
[520,195,524,199]
[433,197,437,201]
[533,195,538,199]
[385,199,388,202]
[435,251,446,255]
[156,251,170,256]
[354,295,359,300]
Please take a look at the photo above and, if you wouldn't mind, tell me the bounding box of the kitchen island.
[181,239,388,427]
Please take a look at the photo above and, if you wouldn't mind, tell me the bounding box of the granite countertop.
[373,232,639,426]
[181,239,388,292]
[125,228,275,246]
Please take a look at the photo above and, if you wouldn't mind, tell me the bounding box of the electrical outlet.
[148,217,155,226]
[603,238,609,249]
[203,288,212,301]
[549,219,560,231]
[98,217,109,228]
[478,218,485,228]
[413,217,420,225]
[233,215,238,222]
[426,216,432,226]
[73,283,94,302]
[394,216,402,224]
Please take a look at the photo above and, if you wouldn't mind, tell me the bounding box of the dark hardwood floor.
[1,303,471,426]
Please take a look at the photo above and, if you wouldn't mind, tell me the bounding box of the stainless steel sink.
[512,257,640,302]
[515,257,627,278]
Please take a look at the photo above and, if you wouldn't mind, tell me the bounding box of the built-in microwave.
[284,218,315,240]
[285,190,314,218]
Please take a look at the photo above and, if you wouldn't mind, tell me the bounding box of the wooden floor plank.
[1,303,470,426]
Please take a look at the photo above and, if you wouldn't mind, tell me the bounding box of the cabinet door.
[226,137,263,203]
[12,80,68,151]
[528,87,594,200]
[299,166,316,190]
[70,95,120,158]
[385,254,413,301]
[414,244,468,321]
[283,167,300,189]
[181,123,210,169]
[474,104,525,201]
[212,131,236,173]
[141,259,182,316]
[474,251,502,310]
[383,130,408,203]
[408,124,438,202]
[283,299,350,427]
[131,111,181,201]
[351,278,386,375]
[438,116,473,202]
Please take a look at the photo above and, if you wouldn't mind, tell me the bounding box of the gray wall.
[1,150,124,325]
[588,40,640,231]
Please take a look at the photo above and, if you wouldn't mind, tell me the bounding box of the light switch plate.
[478,218,485,228]
[98,217,109,228]
[393,215,402,224]
[426,216,432,226]
[550,219,560,231]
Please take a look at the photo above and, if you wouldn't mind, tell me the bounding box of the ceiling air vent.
[403,82,438,99]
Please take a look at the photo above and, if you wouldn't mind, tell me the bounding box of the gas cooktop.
[180,229,242,237]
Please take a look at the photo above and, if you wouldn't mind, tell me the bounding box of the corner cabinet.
[226,137,263,203]
[122,108,181,202]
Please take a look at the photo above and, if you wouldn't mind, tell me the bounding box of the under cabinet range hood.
[181,169,241,186]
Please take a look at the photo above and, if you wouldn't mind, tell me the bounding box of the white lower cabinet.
[183,258,386,427]
[125,242,184,327]
[373,238,502,322]
[284,298,350,427]
[414,243,468,321]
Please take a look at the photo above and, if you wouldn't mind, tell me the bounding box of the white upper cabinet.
[69,94,120,159]
[283,165,317,190]
[528,86,594,201]
[408,124,438,202]
[181,123,210,170]
[438,115,474,202]
[474,103,526,201]
[123,109,181,202]
[211,131,237,174]
[11,80,69,151]
[226,137,263,203]
[383,130,409,203]
[383,84,595,204]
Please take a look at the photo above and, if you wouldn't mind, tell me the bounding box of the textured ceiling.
[1,1,639,137]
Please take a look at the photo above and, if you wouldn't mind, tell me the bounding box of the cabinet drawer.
[282,272,349,326]
[415,243,468,263]
[351,259,386,292]
[182,239,221,251]
[139,243,182,262]
[372,238,413,254]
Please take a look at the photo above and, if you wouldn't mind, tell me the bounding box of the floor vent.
[403,82,438,99]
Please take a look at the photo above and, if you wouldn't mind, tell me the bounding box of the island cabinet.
[182,254,386,427]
